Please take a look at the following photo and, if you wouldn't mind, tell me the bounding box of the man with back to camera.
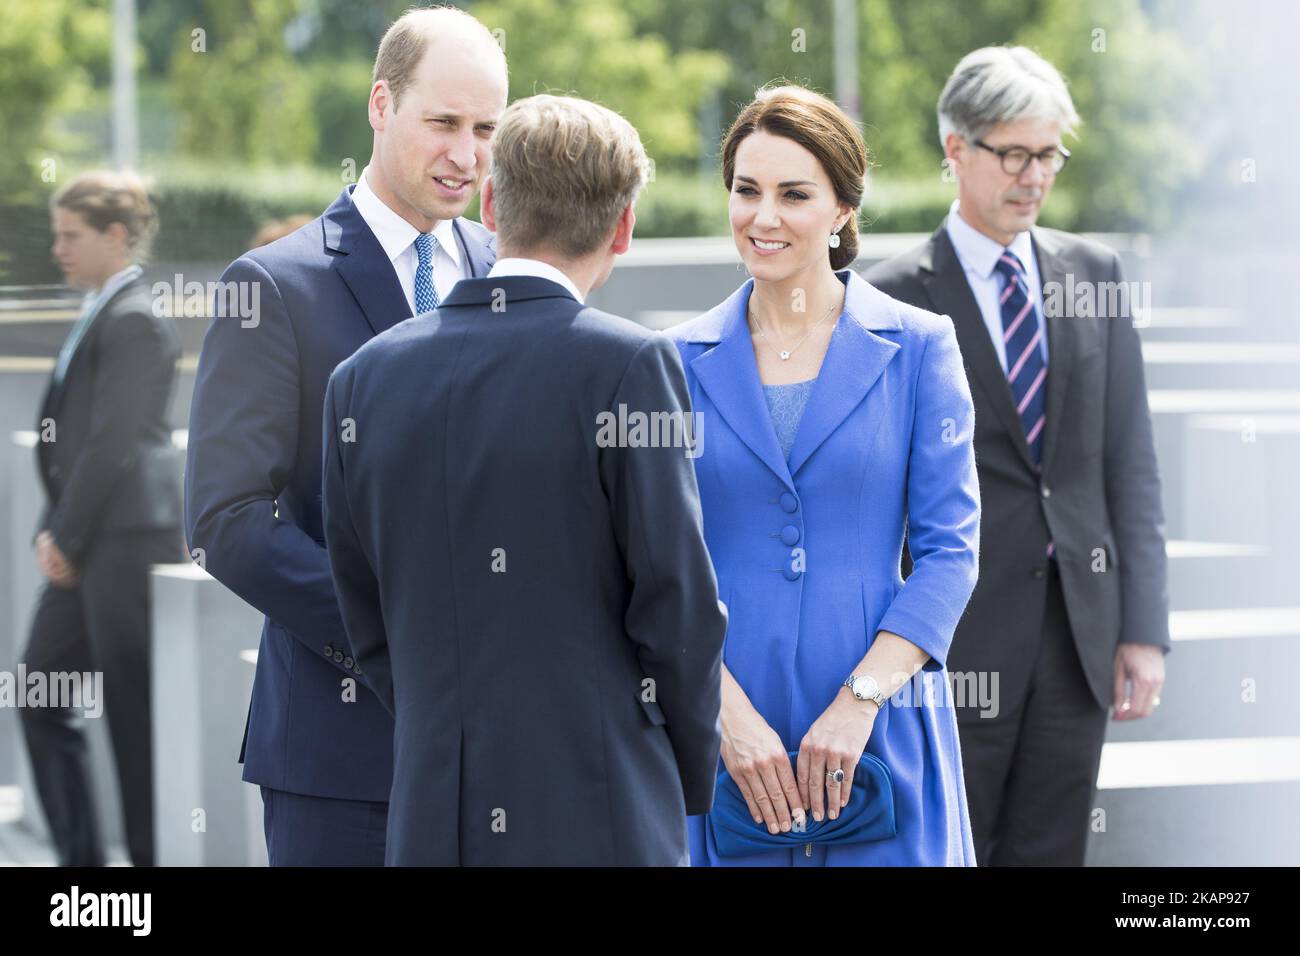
[322,94,728,865]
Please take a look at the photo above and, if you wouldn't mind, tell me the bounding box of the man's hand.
[1111,642,1165,721]
[35,530,78,588]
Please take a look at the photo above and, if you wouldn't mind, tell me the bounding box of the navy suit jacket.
[185,185,495,802]
[322,276,727,864]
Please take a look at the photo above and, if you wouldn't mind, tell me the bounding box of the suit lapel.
[689,282,794,491]
[453,220,496,278]
[921,223,1036,472]
[324,186,413,336]
[1031,227,1075,473]
[786,273,901,476]
[47,280,139,416]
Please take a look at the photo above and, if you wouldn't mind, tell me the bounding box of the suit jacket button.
[1040,485,1052,498]
[343,657,354,669]
[780,525,800,546]
[333,651,344,663]
[323,643,335,658]
[779,493,798,514]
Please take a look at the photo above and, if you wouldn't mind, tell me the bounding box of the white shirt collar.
[486,257,585,304]
[945,199,1034,279]
[87,263,143,310]
[352,166,461,268]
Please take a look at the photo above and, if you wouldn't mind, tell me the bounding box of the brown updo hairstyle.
[720,85,869,271]
[50,170,159,261]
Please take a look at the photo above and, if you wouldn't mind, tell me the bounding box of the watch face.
[853,675,879,699]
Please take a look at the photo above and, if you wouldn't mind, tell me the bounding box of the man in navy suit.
[322,94,728,865]
[185,8,506,865]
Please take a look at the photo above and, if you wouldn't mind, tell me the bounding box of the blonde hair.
[373,5,505,110]
[489,94,650,258]
[51,169,159,259]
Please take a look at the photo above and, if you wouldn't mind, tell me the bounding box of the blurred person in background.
[866,46,1170,866]
[21,169,182,867]
[184,6,505,865]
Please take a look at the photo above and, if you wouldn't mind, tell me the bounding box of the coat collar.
[440,274,579,309]
[43,275,146,416]
[918,219,1074,475]
[323,185,411,336]
[688,269,903,488]
[321,185,497,336]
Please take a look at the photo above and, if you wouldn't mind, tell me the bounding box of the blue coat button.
[782,565,801,581]
[780,525,800,546]
[779,492,798,513]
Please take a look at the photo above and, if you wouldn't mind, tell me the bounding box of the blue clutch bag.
[708,751,896,858]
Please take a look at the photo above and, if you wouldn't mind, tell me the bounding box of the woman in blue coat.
[670,86,981,866]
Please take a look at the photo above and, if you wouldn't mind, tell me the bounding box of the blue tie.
[994,250,1048,469]
[414,233,440,314]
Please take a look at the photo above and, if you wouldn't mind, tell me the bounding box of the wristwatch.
[844,673,886,708]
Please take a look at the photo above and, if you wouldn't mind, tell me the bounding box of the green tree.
[1019,0,1213,232]
[472,0,731,169]
[0,0,111,282]
[0,0,111,186]
[169,0,318,164]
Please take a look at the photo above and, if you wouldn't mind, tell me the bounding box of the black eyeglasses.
[973,139,1071,176]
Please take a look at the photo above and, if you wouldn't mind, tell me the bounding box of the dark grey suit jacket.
[37,277,182,563]
[865,222,1170,710]
[322,274,727,865]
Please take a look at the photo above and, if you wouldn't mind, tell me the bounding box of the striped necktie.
[414,233,440,313]
[995,249,1055,559]
[994,250,1047,467]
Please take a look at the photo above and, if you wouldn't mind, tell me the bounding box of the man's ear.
[610,203,635,255]
[480,177,498,233]
[944,132,966,173]
[369,81,390,133]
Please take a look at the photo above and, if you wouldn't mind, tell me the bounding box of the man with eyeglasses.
[867,46,1170,866]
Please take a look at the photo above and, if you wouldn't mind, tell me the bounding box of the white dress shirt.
[350,166,467,311]
[486,257,585,304]
[944,199,1048,372]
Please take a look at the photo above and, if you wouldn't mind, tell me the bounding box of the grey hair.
[937,46,1080,148]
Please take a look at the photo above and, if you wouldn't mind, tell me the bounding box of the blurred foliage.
[471,0,731,167]
[0,0,1224,284]
[627,0,1214,231]
[0,0,112,280]
[168,0,318,163]
[1018,0,1213,232]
